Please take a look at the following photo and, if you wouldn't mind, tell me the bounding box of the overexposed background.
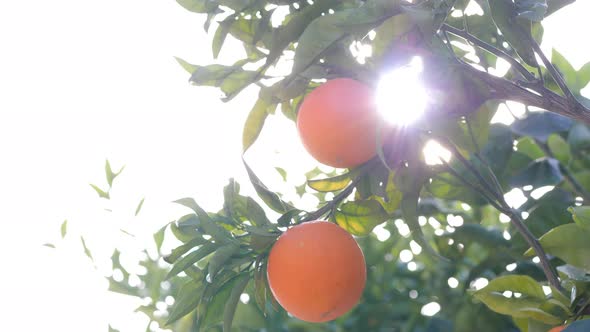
[0,0,589,331]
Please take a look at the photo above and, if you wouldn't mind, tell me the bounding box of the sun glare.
[376,56,428,126]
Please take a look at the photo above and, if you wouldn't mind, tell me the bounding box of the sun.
[376,56,428,126]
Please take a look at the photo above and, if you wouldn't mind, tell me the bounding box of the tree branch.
[441,24,536,82]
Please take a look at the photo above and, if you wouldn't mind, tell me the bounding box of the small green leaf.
[175,0,218,14]
[473,275,547,317]
[524,224,590,272]
[60,219,67,238]
[135,197,145,216]
[174,198,234,243]
[223,273,250,332]
[174,57,198,74]
[167,242,220,279]
[568,206,590,230]
[153,224,166,252]
[43,243,56,249]
[166,279,204,325]
[243,159,293,214]
[307,172,353,192]
[514,307,562,325]
[275,167,287,181]
[547,134,571,165]
[108,325,121,332]
[212,21,231,59]
[551,48,577,92]
[208,243,241,281]
[105,160,124,187]
[243,97,275,153]
[164,237,208,264]
[80,236,94,262]
[567,123,590,151]
[510,158,564,188]
[334,199,389,236]
[90,184,109,199]
[200,273,242,329]
[512,112,573,142]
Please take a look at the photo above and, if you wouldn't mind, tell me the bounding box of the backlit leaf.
[334,199,389,236]
[524,224,590,272]
[166,279,204,325]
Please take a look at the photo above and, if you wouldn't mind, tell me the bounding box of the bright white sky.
[0,1,589,331]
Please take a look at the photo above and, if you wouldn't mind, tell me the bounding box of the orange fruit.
[297,78,382,168]
[266,221,366,322]
[548,326,567,332]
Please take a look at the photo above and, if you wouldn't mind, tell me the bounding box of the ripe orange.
[548,326,567,332]
[266,221,366,322]
[297,78,382,168]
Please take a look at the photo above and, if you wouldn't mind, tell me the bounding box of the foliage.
[50,0,590,331]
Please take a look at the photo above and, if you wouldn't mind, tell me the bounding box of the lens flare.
[376,56,428,126]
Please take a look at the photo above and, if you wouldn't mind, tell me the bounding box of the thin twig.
[441,24,536,82]
[535,140,590,201]
[301,173,362,223]
[530,40,575,102]
[435,135,563,291]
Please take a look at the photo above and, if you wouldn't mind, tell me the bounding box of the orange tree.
[64,0,590,331]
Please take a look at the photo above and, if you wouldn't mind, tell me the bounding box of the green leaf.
[277,209,302,227]
[556,264,590,282]
[266,0,339,67]
[514,307,562,325]
[189,64,258,101]
[175,0,218,14]
[200,273,242,329]
[551,48,577,92]
[60,219,67,238]
[292,0,402,75]
[135,197,145,216]
[166,279,204,325]
[516,137,545,160]
[105,160,124,187]
[108,325,121,332]
[473,275,547,317]
[489,0,537,66]
[212,21,231,59]
[80,236,94,262]
[512,112,573,143]
[510,158,564,188]
[275,167,287,181]
[223,179,271,226]
[568,206,590,230]
[242,98,272,152]
[175,57,199,74]
[90,184,109,199]
[334,199,389,236]
[524,223,590,272]
[153,224,166,252]
[223,273,250,332]
[547,134,571,165]
[307,172,353,192]
[208,243,241,281]
[567,123,590,151]
[43,243,56,249]
[167,242,220,279]
[243,159,293,213]
[164,237,208,264]
[515,0,548,21]
[174,198,234,243]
